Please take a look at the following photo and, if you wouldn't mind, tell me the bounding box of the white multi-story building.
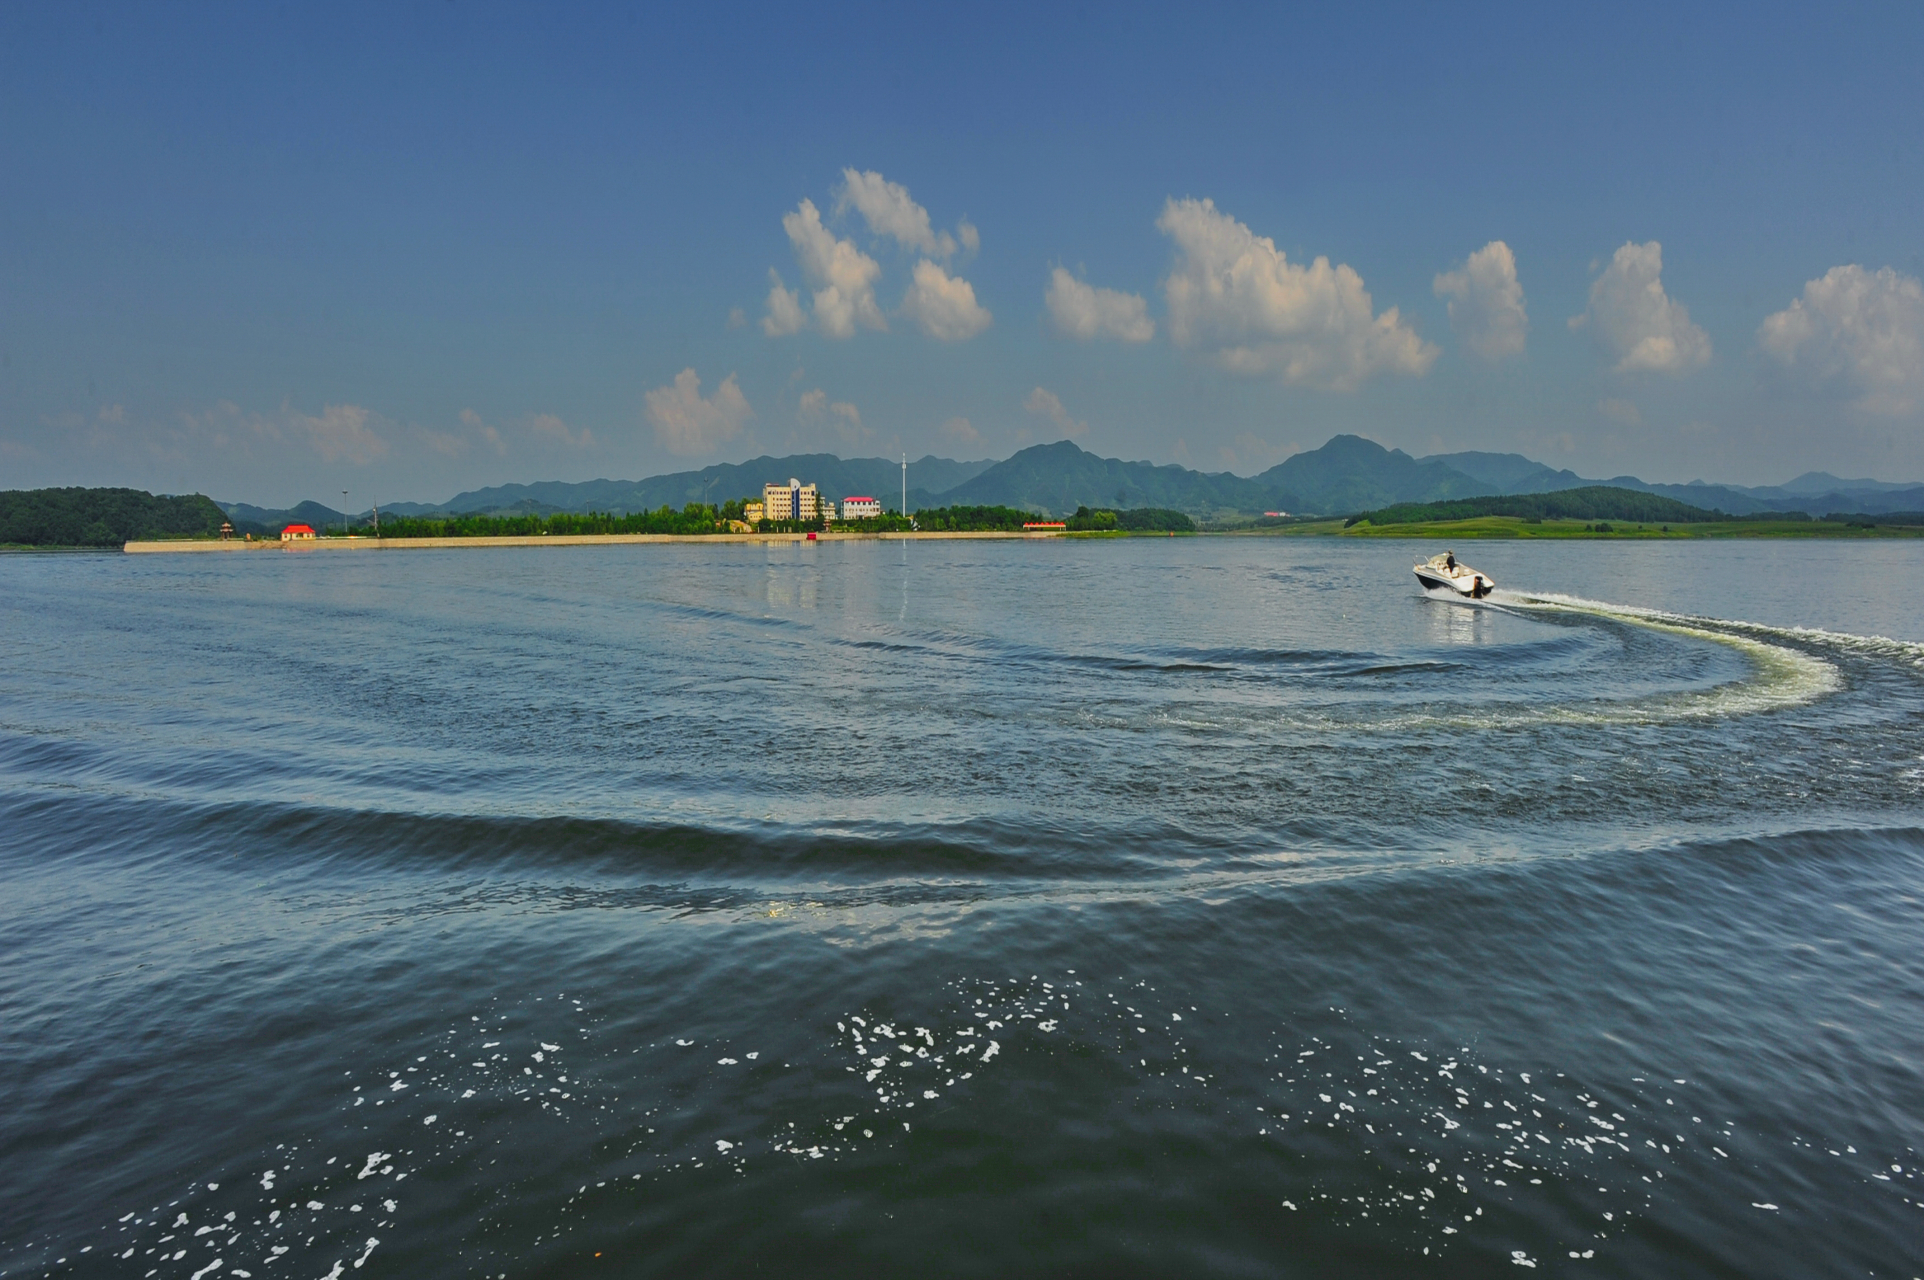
[841,496,882,520]
[762,478,822,521]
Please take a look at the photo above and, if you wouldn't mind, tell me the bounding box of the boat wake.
[1387,588,1868,730]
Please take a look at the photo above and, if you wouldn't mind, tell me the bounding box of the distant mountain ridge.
[223,499,350,535]
[1419,450,1924,517]
[223,437,1924,526]
[430,454,992,517]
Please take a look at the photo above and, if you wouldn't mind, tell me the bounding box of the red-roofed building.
[281,524,316,542]
[841,496,882,519]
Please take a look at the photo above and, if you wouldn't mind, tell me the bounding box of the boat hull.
[1414,566,1494,598]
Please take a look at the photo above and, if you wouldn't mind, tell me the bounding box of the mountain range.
[219,437,1924,531]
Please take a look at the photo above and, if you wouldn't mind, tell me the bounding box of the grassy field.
[1336,516,1924,539]
[1208,515,1924,538]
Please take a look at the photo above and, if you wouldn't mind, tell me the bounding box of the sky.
[1,1,1921,507]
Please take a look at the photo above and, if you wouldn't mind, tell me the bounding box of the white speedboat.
[1414,552,1494,598]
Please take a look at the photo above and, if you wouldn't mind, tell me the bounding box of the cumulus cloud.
[1433,241,1527,362]
[645,368,753,456]
[761,270,807,337]
[902,259,992,341]
[770,199,887,339]
[1759,264,1924,415]
[837,169,959,258]
[530,413,594,450]
[1045,267,1155,342]
[1597,397,1643,426]
[290,404,387,465]
[1570,241,1710,375]
[1156,198,1437,389]
[460,407,507,455]
[938,416,981,446]
[799,388,865,440]
[1024,386,1088,438]
[173,400,389,465]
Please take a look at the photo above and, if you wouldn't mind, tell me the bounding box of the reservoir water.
[3,537,1921,1277]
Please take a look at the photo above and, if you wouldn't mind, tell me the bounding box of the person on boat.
[1444,551,1456,572]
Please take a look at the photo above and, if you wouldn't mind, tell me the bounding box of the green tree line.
[375,503,740,538]
[1065,506,1196,532]
[1,488,229,546]
[1345,486,1748,527]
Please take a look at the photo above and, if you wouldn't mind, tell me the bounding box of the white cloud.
[1759,264,1924,415]
[775,198,886,339]
[1570,241,1710,375]
[1433,240,1527,362]
[799,388,864,440]
[938,416,981,446]
[293,404,387,465]
[761,270,807,337]
[460,407,507,455]
[530,413,594,450]
[1597,397,1643,426]
[1024,386,1088,438]
[957,220,980,253]
[902,259,992,341]
[1155,197,1437,390]
[645,368,753,456]
[423,430,466,458]
[837,169,957,258]
[165,400,386,466]
[1045,267,1154,342]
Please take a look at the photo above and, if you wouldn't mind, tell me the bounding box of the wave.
[7,778,1922,910]
[1503,590,1924,668]
[1357,589,1850,730]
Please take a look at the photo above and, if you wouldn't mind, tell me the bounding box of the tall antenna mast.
[901,453,906,520]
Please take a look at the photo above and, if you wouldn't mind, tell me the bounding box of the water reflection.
[763,546,819,611]
[1423,594,1498,645]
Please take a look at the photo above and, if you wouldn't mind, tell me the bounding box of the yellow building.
[762,479,822,521]
[744,501,764,524]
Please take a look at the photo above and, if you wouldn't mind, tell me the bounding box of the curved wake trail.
[1389,589,1853,730]
[1503,590,1924,669]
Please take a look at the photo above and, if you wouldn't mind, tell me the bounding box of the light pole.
[342,491,349,537]
[900,453,906,522]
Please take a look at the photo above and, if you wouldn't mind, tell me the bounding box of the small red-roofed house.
[281,524,316,542]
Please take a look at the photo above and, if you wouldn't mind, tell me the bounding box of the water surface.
[3,538,1921,1277]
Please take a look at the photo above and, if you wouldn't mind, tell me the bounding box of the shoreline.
[122,529,1068,553]
[111,518,1924,553]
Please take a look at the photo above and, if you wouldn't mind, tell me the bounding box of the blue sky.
[2,1,1920,505]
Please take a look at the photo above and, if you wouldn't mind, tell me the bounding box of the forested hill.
[1345,487,1750,527]
[220,435,1924,525]
[928,435,1491,518]
[423,453,994,517]
[1,488,229,546]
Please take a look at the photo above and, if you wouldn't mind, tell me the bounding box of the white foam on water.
[41,981,1914,1276]
[1375,590,1852,730]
